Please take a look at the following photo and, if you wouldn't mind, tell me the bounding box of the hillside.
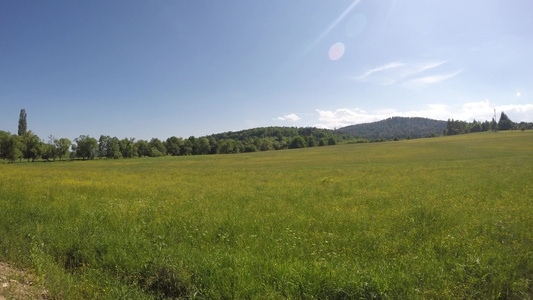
[338,117,447,140]
[208,126,352,141]
[205,126,355,150]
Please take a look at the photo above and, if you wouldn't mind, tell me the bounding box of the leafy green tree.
[98,135,109,158]
[244,144,258,152]
[208,137,219,154]
[195,137,211,155]
[307,136,317,147]
[18,109,27,136]
[188,136,197,154]
[44,135,58,161]
[318,138,327,146]
[54,138,71,161]
[74,135,98,160]
[327,136,337,145]
[217,139,233,154]
[22,131,42,162]
[234,141,245,153]
[0,132,23,162]
[498,112,514,131]
[289,136,306,149]
[149,138,166,157]
[180,139,193,155]
[0,131,9,160]
[135,140,150,157]
[107,137,121,159]
[258,138,273,151]
[119,138,136,158]
[98,136,121,159]
[217,139,244,154]
[41,143,56,162]
[165,136,182,156]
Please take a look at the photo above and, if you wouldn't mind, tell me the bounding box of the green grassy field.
[0,131,532,299]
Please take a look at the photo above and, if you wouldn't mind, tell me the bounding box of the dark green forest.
[1,110,530,162]
[338,117,447,140]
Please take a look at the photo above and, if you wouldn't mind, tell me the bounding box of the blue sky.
[1,0,532,141]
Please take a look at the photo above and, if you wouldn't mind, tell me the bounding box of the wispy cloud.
[277,113,301,122]
[355,61,405,81]
[402,69,463,89]
[314,101,533,129]
[354,60,455,87]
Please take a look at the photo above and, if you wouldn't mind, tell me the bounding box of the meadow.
[0,131,531,299]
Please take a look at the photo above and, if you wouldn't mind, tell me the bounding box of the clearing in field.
[0,132,531,299]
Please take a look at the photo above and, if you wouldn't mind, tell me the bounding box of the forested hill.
[207,126,355,146]
[338,117,447,140]
[208,126,350,141]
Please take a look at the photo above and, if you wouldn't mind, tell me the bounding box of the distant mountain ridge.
[338,117,447,140]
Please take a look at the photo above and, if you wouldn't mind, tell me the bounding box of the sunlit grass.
[0,131,532,299]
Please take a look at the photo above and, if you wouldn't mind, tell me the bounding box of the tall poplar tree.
[18,109,27,136]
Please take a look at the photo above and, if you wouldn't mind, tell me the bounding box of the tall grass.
[0,131,531,299]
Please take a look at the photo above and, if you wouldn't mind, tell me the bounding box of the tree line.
[443,112,532,136]
[1,109,350,162]
[2,109,530,163]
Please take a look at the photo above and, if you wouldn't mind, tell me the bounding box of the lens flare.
[328,42,345,61]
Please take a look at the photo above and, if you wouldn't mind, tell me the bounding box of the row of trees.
[72,133,339,159]
[1,110,344,162]
[0,131,71,162]
[2,109,530,163]
[0,131,340,162]
[444,112,531,136]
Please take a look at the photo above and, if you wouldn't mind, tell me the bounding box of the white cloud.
[516,92,521,97]
[355,61,405,81]
[402,70,463,89]
[354,60,455,87]
[496,104,533,121]
[455,99,493,121]
[277,113,301,122]
[454,100,533,121]
[314,101,533,129]
[315,108,393,129]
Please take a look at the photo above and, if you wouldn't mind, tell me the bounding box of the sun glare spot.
[329,42,345,61]
[516,92,521,97]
